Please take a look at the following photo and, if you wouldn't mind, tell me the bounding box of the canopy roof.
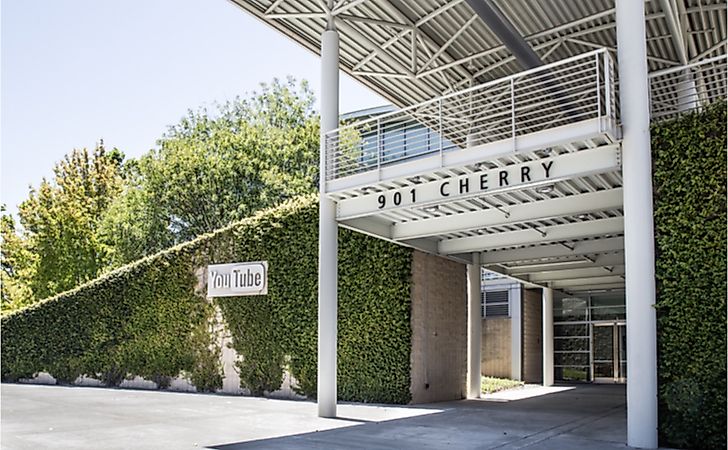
[230,0,726,108]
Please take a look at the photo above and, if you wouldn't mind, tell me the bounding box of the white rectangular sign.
[336,146,621,220]
[207,261,268,297]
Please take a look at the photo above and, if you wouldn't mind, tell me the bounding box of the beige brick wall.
[481,317,511,378]
[409,251,467,404]
[522,288,543,383]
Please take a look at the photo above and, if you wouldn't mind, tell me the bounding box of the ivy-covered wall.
[1,195,414,404]
[653,101,727,450]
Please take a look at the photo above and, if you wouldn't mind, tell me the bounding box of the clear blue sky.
[1,0,386,218]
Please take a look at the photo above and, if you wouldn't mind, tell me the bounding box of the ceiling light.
[408,176,422,184]
[535,185,554,194]
[423,205,440,213]
[577,213,589,220]
[475,161,495,170]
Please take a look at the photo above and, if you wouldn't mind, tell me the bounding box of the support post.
[510,285,522,381]
[542,287,554,386]
[467,253,482,399]
[616,1,658,447]
[317,23,340,418]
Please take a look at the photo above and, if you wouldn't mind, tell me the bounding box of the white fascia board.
[392,188,623,240]
[480,236,625,265]
[337,145,621,220]
[504,252,625,274]
[528,265,625,282]
[338,217,392,239]
[550,275,625,289]
[438,216,624,254]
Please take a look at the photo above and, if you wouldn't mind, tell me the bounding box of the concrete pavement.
[1,383,639,449]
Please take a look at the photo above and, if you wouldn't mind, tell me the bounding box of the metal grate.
[482,290,510,318]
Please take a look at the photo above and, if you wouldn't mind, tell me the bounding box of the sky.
[1,0,387,218]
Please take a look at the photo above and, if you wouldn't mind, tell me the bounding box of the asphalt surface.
[1,383,643,449]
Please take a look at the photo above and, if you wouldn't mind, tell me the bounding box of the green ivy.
[1,195,413,404]
[653,101,727,449]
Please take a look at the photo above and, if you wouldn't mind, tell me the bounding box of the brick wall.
[409,251,467,403]
[481,317,511,378]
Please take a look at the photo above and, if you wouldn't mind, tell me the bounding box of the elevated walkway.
[322,50,725,294]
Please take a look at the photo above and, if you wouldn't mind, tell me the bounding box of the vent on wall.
[482,290,510,318]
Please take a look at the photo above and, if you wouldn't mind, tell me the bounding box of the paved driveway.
[1,383,636,449]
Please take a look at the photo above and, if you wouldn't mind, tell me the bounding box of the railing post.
[438,98,443,167]
[596,52,602,131]
[376,118,381,180]
[604,52,612,122]
[510,78,516,144]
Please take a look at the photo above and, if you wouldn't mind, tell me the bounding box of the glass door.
[592,322,626,383]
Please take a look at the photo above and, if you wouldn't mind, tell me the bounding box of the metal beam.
[528,266,625,283]
[392,188,623,240]
[480,236,624,265]
[659,0,689,64]
[439,217,624,254]
[550,275,625,290]
[465,0,544,70]
[504,252,625,275]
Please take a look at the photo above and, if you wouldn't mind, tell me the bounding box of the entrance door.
[592,323,626,383]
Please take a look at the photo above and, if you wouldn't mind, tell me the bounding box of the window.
[482,290,510,318]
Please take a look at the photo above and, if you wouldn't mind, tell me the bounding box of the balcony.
[324,49,618,193]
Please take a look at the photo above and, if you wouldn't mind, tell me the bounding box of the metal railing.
[649,54,727,121]
[325,49,616,182]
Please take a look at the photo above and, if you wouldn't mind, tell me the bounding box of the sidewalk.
[2,383,641,449]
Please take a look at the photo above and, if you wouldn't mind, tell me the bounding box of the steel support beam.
[393,188,623,240]
[439,217,624,255]
[480,236,624,265]
[465,0,543,70]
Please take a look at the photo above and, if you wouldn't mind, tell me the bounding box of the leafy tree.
[1,144,125,309]
[100,78,319,265]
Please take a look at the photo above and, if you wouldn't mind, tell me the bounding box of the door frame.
[591,321,626,383]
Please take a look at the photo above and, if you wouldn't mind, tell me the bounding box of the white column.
[317,24,339,418]
[510,285,522,381]
[616,1,658,448]
[466,253,482,399]
[542,287,554,386]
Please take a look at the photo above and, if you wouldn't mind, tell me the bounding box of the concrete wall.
[522,288,543,384]
[410,251,467,403]
[481,317,512,378]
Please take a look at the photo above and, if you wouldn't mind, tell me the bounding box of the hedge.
[1,195,414,404]
[653,101,727,449]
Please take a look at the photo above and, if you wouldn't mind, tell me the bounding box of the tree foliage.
[3,78,320,310]
[100,78,319,266]
[1,145,124,310]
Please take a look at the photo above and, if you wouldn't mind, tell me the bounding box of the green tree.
[1,144,125,308]
[100,78,319,265]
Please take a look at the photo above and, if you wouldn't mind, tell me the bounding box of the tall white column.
[510,285,522,381]
[542,287,554,386]
[317,24,339,418]
[467,253,482,399]
[616,1,658,447]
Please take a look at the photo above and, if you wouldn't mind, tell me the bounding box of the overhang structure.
[227,1,726,448]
